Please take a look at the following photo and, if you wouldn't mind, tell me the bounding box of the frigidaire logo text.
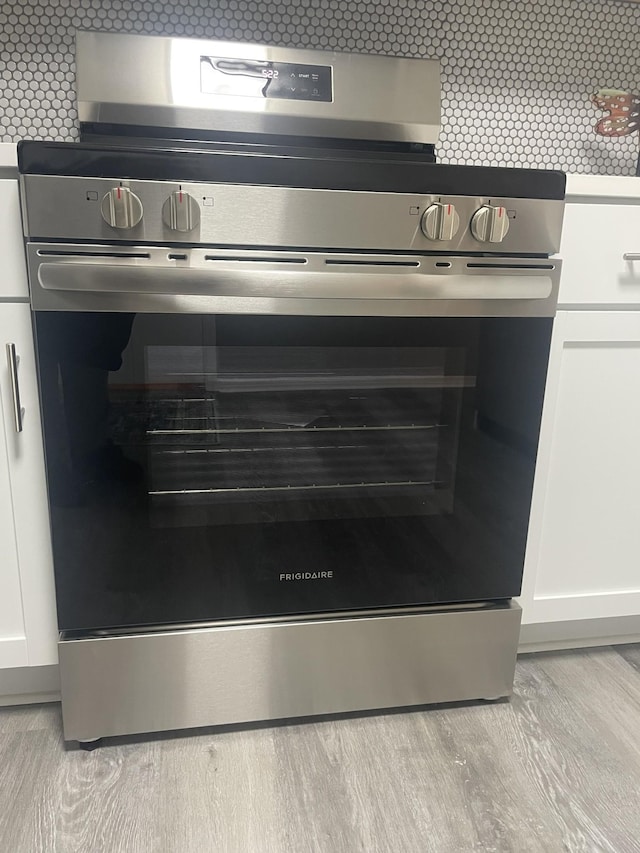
[279,571,334,581]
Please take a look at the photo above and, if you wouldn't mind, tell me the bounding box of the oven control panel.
[201,56,333,103]
[21,175,565,256]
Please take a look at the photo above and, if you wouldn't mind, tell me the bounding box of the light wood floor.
[1,645,640,853]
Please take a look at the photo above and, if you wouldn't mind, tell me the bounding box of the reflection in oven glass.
[36,311,139,506]
[107,344,469,527]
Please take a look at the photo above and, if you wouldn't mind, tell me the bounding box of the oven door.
[29,247,558,633]
[33,309,553,633]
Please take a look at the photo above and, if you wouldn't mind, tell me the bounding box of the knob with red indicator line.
[100,186,143,229]
[162,190,200,232]
[470,204,510,243]
[421,202,460,241]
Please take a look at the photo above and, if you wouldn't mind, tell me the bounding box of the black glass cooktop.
[18,140,566,199]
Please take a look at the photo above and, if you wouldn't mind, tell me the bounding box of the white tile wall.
[1,0,639,174]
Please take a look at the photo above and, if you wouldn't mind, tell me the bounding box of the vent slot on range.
[204,256,308,264]
[465,262,555,270]
[325,259,420,268]
[37,250,152,259]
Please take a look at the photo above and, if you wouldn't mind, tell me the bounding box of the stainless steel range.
[19,32,565,746]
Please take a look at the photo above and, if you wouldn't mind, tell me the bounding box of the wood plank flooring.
[1,645,640,853]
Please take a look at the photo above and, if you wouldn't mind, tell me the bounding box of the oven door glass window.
[34,313,552,632]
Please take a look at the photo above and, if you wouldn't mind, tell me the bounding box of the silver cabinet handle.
[5,343,24,433]
[623,253,640,261]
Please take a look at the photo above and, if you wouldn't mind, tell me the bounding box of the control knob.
[162,190,200,232]
[100,186,143,229]
[421,202,460,241]
[470,204,510,243]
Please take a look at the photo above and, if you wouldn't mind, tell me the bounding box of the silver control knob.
[162,190,200,232]
[100,187,143,229]
[421,202,460,241]
[470,205,510,243]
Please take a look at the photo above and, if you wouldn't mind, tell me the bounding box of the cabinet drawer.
[0,180,28,299]
[558,202,640,306]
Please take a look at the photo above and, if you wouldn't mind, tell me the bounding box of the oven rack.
[149,479,440,497]
[108,384,451,451]
[147,422,445,436]
[148,426,442,497]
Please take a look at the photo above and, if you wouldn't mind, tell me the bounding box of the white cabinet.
[558,202,640,307]
[521,310,640,624]
[0,179,28,299]
[0,303,58,666]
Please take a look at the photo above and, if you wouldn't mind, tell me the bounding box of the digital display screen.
[200,56,333,102]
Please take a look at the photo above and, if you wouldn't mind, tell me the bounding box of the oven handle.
[35,260,555,302]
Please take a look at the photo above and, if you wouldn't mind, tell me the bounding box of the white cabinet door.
[558,202,640,307]
[0,179,28,300]
[0,304,57,666]
[521,311,640,623]
[0,385,28,668]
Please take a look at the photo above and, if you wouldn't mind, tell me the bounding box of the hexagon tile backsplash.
[1,0,640,174]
